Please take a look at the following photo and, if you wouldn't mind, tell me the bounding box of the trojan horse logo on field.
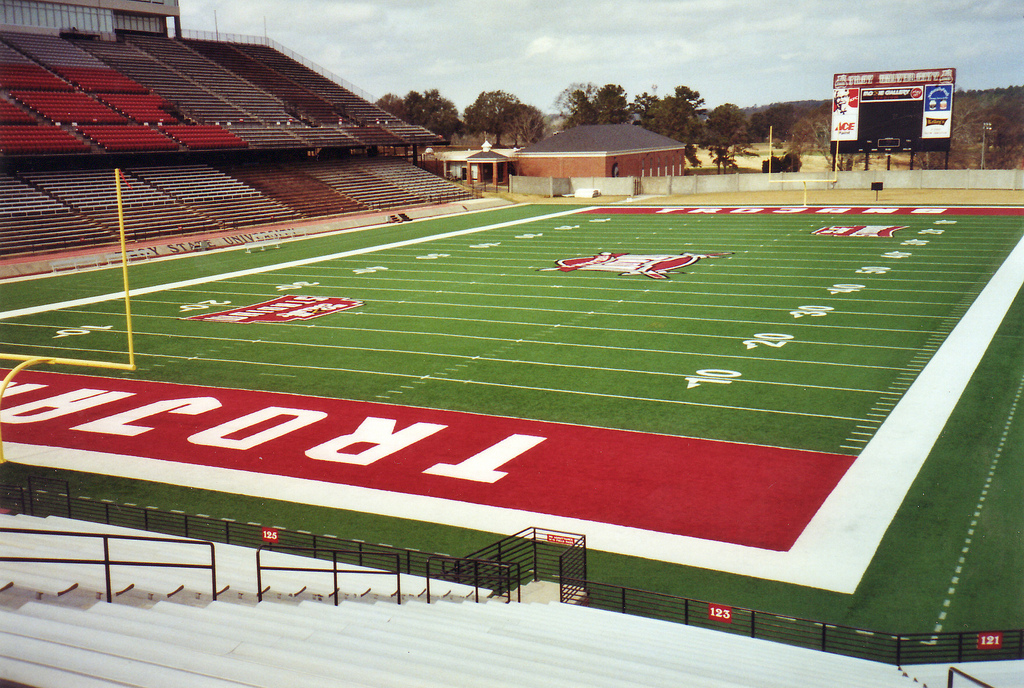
[544,251,731,279]
[813,225,906,237]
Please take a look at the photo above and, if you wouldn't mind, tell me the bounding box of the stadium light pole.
[981,122,991,170]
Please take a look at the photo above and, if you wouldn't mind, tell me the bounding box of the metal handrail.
[256,544,401,605]
[948,667,997,688]
[425,555,519,604]
[0,526,218,602]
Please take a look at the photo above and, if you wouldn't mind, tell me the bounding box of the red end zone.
[582,206,1024,216]
[2,371,853,552]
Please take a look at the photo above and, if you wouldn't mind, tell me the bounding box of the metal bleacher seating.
[217,162,367,217]
[226,41,442,146]
[0,512,969,688]
[124,35,355,150]
[358,157,473,204]
[19,168,220,242]
[0,173,110,255]
[304,158,423,211]
[73,34,252,127]
[184,38,347,126]
[129,164,301,228]
[126,34,294,125]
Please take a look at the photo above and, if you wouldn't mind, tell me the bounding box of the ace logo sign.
[184,295,363,323]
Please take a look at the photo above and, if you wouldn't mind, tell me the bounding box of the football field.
[2,203,1023,623]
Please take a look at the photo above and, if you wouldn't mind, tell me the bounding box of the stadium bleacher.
[0,123,92,155]
[0,28,469,257]
[10,90,128,124]
[222,162,369,217]
[305,158,423,210]
[0,513,940,688]
[0,98,36,124]
[129,164,301,227]
[94,92,178,124]
[19,168,221,241]
[185,37,347,125]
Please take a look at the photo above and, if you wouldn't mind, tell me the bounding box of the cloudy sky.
[179,0,1022,113]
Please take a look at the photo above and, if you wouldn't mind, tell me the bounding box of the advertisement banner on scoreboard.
[831,87,860,141]
[922,84,954,139]
[833,69,956,90]
[831,69,955,149]
[861,86,923,102]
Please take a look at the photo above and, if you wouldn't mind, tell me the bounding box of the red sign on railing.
[546,533,577,546]
[261,527,279,543]
[977,632,1003,650]
[708,603,733,623]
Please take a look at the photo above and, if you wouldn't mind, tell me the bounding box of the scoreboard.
[831,68,955,153]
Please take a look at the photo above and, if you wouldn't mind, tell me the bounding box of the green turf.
[2,203,1022,634]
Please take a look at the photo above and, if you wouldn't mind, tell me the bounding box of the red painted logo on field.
[813,226,906,237]
[1,371,856,552]
[544,252,730,279]
[183,295,363,323]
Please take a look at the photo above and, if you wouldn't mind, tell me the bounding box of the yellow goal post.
[765,126,839,205]
[0,169,138,463]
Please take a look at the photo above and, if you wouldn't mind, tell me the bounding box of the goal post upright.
[0,169,137,464]
[766,125,840,206]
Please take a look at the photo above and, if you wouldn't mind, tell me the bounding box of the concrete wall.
[570,177,637,196]
[510,175,572,197]
[513,169,1022,198]
[641,169,1023,196]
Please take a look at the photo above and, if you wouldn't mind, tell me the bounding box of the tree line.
[377,84,1023,172]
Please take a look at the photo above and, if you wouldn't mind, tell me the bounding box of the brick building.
[515,124,689,178]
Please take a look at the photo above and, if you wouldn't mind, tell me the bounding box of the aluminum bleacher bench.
[245,238,281,252]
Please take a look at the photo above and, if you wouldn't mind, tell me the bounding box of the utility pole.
[981,122,991,169]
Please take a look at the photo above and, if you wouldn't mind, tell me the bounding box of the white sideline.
[5,210,1024,593]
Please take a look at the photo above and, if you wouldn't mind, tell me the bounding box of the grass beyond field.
[2,203,1022,635]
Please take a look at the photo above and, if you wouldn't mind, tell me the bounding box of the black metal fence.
[563,578,1024,666]
[464,527,585,589]
[5,478,1021,666]
[0,481,564,605]
[2,482,452,582]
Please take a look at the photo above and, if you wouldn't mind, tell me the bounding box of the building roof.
[518,124,684,156]
[466,149,509,161]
